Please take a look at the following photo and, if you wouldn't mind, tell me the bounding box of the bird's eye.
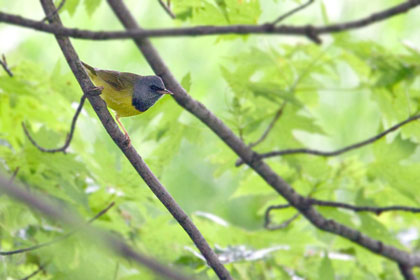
[150,85,160,91]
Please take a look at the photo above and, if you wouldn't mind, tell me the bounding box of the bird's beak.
[158,89,173,95]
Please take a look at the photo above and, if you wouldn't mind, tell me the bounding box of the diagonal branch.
[235,103,286,166]
[0,202,115,256]
[271,0,314,25]
[0,175,193,280]
[39,0,231,279]
[0,54,13,77]
[0,0,417,42]
[249,103,286,148]
[20,265,45,280]
[399,263,417,280]
[41,0,66,22]
[257,114,420,160]
[106,0,420,268]
[21,94,87,153]
[157,0,175,19]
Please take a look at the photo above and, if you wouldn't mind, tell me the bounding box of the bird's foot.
[122,132,131,147]
[87,86,103,96]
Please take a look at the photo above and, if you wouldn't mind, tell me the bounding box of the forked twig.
[22,94,87,153]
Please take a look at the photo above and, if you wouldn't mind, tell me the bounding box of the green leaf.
[318,253,334,280]
[62,0,81,16]
[181,72,192,92]
[84,0,102,16]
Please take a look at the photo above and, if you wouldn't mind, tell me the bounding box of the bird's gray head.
[132,76,172,112]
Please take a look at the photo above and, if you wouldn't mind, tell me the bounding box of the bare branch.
[0,202,115,256]
[399,264,418,280]
[20,265,44,280]
[0,0,417,42]
[21,94,87,153]
[266,199,420,218]
[264,204,300,230]
[0,175,194,280]
[9,167,20,183]
[235,103,286,166]
[257,114,420,160]
[105,0,420,268]
[0,54,13,77]
[250,103,286,148]
[158,0,175,19]
[38,0,231,279]
[41,0,66,22]
[308,199,420,215]
[271,0,314,25]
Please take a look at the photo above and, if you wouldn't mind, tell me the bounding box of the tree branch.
[235,103,286,166]
[257,114,420,160]
[271,0,314,25]
[308,199,420,215]
[250,103,286,148]
[20,265,44,280]
[0,54,13,77]
[105,0,420,267]
[157,0,175,19]
[21,94,87,153]
[267,199,420,217]
[41,0,65,22]
[0,0,417,42]
[38,0,230,279]
[0,175,194,280]
[0,202,115,256]
[264,204,300,231]
[399,263,418,280]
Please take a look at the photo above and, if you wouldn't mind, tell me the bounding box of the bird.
[81,61,173,143]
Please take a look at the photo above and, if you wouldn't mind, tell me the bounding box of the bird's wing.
[96,70,139,91]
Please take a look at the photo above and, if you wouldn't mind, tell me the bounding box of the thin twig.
[267,199,420,216]
[20,265,44,280]
[8,167,20,183]
[22,94,87,153]
[41,0,66,22]
[398,264,417,280]
[0,54,13,77]
[271,0,315,25]
[250,103,286,148]
[308,199,420,215]
[0,0,418,42]
[264,204,300,230]
[113,262,120,280]
[258,114,420,160]
[158,0,175,19]
[0,202,115,256]
[235,103,286,166]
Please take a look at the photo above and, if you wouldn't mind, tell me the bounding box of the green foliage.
[1,0,420,279]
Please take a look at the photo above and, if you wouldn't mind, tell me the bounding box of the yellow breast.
[90,75,142,118]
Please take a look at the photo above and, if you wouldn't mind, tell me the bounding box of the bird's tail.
[80,61,96,77]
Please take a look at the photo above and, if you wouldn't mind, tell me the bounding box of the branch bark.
[38,0,231,279]
[0,0,418,41]
[105,0,420,268]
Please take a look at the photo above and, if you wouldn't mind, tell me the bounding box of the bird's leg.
[115,115,131,146]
